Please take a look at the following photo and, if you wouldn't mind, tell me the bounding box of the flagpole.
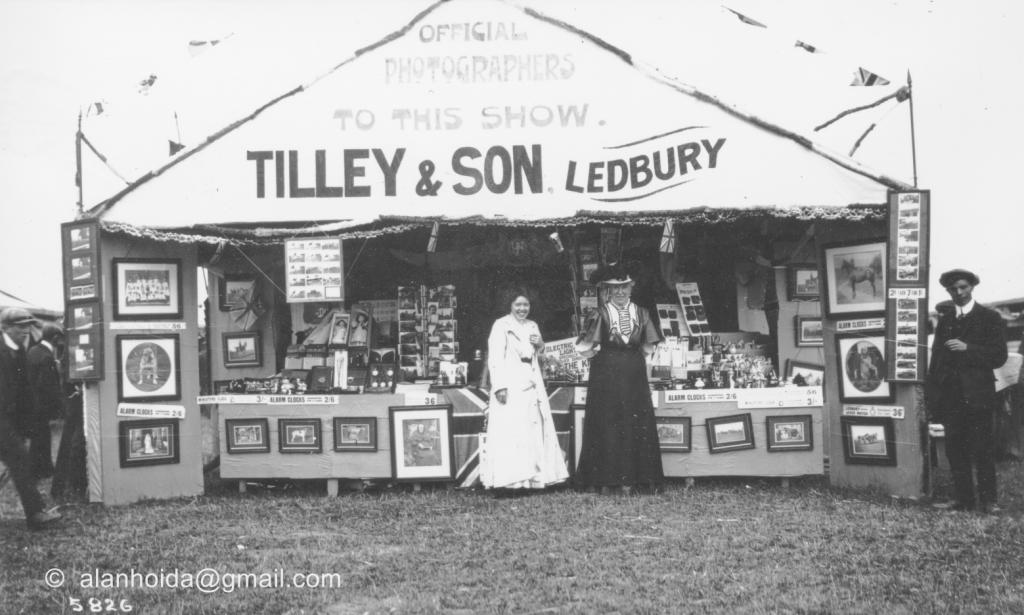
[907,70,918,187]
[75,110,84,215]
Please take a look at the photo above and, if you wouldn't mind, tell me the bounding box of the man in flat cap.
[928,269,1007,513]
[0,307,62,529]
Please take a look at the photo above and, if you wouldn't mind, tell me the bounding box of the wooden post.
[238,481,247,494]
[326,479,339,497]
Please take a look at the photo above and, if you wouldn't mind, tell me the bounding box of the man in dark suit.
[928,269,1008,513]
[27,322,65,479]
[0,307,61,530]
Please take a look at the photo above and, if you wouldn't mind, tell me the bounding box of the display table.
[214,384,822,494]
[654,388,824,480]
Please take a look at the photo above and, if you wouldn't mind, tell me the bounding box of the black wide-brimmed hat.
[939,268,980,288]
[591,263,633,285]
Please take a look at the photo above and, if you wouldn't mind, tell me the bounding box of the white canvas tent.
[79,0,913,236]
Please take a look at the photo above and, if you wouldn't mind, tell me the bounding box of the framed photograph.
[225,418,270,454]
[786,264,820,301]
[222,331,262,368]
[841,417,897,466]
[61,220,101,303]
[218,274,257,312]
[333,417,378,452]
[836,333,895,403]
[705,413,755,454]
[794,315,824,347]
[656,416,692,452]
[389,405,454,482]
[821,240,887,318]
[278,418,322,453]
[118,419,180,467]
[112,258,184,320]
[766,415,813,452]
[116,334,181,402]
[785,360,825,387]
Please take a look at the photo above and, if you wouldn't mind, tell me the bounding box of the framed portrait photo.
[785,360,825,388]
[116,334,181,402]
[112,258,184,320]
[333,417,378,452]
[222,331,262,368]
[389,405,454,482]
[836,333,895,403]
[225,418,270,454]
[118,419,180,467]
[794,315,824,347]
[786,264,820,301]
[821,240,887,318]
[218,274,256,312]
[841,417,897,466]
[278,418,322,453]
[705,413,755,454]
[656,416,692,453]
[766,415,813,452]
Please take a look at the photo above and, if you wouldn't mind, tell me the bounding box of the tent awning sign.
[98,2,895,228]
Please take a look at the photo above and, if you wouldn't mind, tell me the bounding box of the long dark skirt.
[576,348,664,487]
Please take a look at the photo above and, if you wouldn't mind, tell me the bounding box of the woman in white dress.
[480,287,569,491]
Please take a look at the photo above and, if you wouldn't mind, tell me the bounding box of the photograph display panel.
[225,419,271,454]
[112,258,184,320]
[333,417,378,452]
[794,315,824,347]
[656,416,692,452]
[821,240,887,318]
[66,301,104,381]
[116,334,181,402]
[786,264,820,301]
[61,220,101,303]
[705,414,755,454]
[285,238,344,303]
[835,333,895,403]
[841,417,897,466]
[766,415,813,452]
[118,419,180,467]
[389,405,454,481]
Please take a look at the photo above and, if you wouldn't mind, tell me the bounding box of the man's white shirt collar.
[3,332,21,351]
[958,299,976,317]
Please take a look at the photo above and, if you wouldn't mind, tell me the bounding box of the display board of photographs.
[885,190,931,383]
[888,190,930,285]
[885,288,928,382]
[397,285,459,379]
[285,238,344,303]
[675,283,710,337]
[656,304,685,338]
[61,220,101,303]
[65,301,103,381]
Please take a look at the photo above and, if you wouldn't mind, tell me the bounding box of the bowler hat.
[0,307,39,327]
[939,268,980,288]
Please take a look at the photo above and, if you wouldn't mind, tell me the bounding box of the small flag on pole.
[427,222,439,252]
[724,7,766,28]
[188,39,222,57]
[659,219,676,253]
[168,140,185,156]
[850,67,890,86]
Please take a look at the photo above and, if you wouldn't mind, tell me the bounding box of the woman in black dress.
[575,264,664,493]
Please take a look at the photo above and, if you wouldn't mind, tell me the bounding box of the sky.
[1,0,1022,312]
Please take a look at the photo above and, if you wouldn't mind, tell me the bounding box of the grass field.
[2,462,1024,614]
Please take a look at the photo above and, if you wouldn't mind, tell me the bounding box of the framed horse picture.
[821,240,887,318]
